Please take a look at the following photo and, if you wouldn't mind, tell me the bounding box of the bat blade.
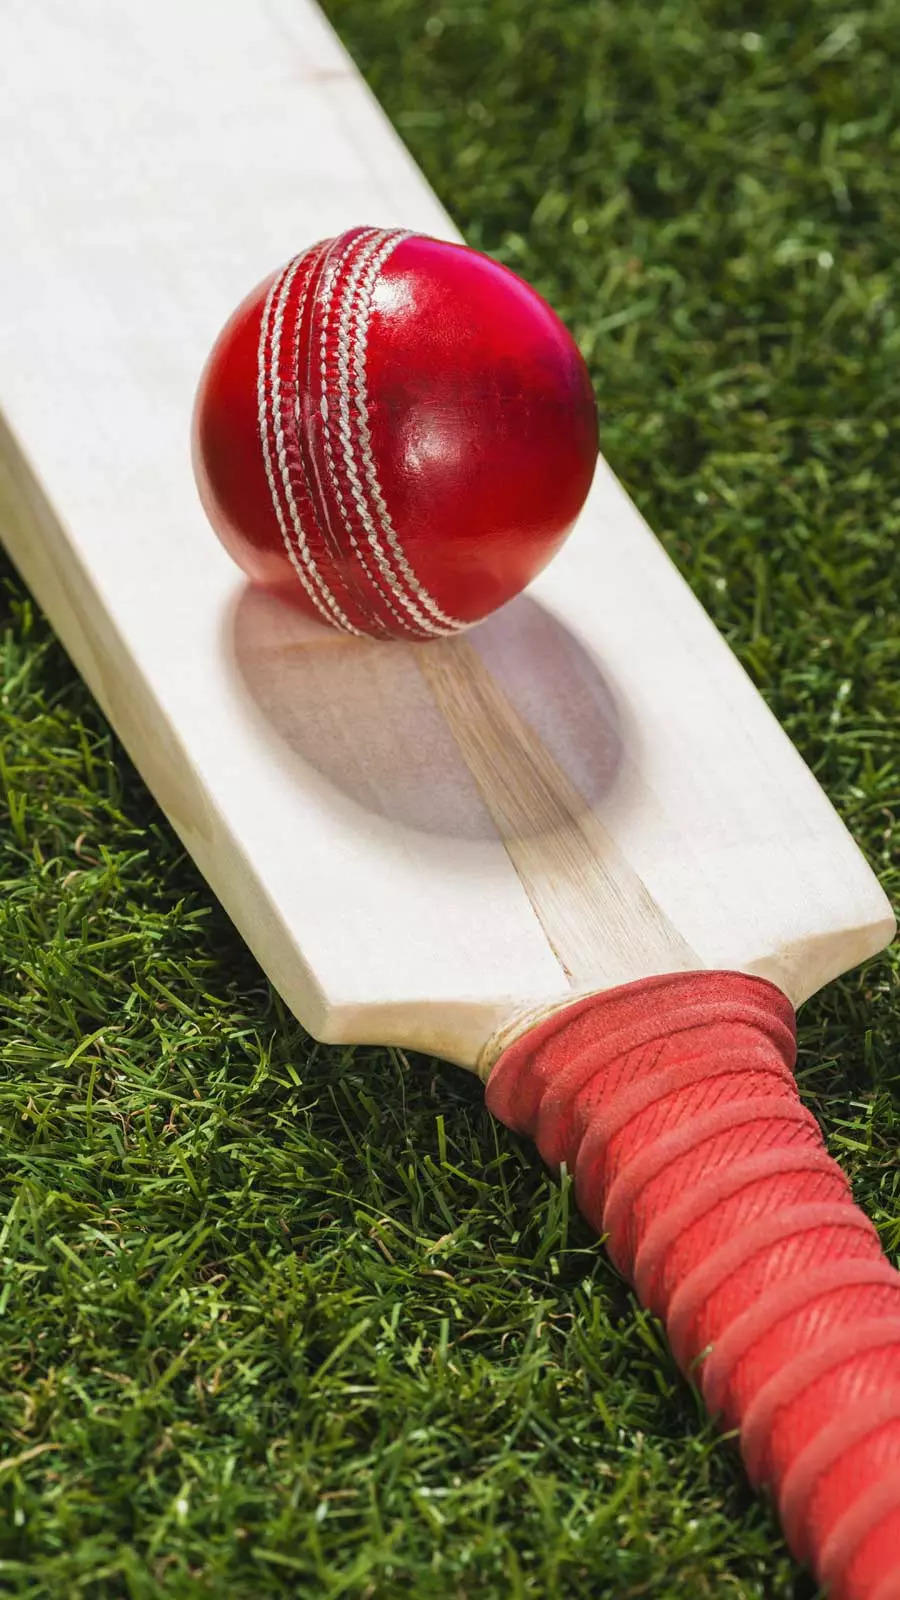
[0,0,893,1072]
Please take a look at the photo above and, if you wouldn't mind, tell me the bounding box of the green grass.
[2,0,899,1594]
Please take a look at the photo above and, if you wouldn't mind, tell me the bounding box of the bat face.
[218,455,891,1069]
[0,0,893,1075]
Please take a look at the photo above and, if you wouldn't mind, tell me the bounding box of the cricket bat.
[1,2,897,1594]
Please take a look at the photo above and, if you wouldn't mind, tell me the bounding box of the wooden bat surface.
[0,0,893,1073]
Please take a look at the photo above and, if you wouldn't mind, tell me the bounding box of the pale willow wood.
[0,0,893,1072]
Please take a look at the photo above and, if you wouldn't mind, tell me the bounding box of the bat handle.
[486,971,900,1600]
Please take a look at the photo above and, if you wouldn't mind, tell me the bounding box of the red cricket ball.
[192,227,598,639]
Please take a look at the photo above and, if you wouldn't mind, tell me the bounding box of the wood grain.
[418,640,698,987]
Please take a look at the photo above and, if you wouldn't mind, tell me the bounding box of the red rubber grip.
[486,971,900,1600]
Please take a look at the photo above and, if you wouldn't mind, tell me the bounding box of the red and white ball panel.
[193,227,598,639]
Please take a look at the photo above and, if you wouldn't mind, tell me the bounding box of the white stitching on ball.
[261,250,360,634]
[314,230,414,635]
[346,236,467,635]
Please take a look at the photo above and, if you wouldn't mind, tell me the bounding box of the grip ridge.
[486,971,900,1600]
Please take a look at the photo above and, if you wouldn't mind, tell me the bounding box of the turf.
[1,0,898,1594]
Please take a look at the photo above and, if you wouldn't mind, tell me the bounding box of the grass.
[1,0,899,1594]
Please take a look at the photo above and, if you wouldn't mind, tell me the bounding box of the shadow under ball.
[192,226,599,640]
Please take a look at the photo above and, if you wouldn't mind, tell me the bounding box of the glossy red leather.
[192,227,598,637]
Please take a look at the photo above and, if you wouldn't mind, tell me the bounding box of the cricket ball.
[192,226,598,639]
